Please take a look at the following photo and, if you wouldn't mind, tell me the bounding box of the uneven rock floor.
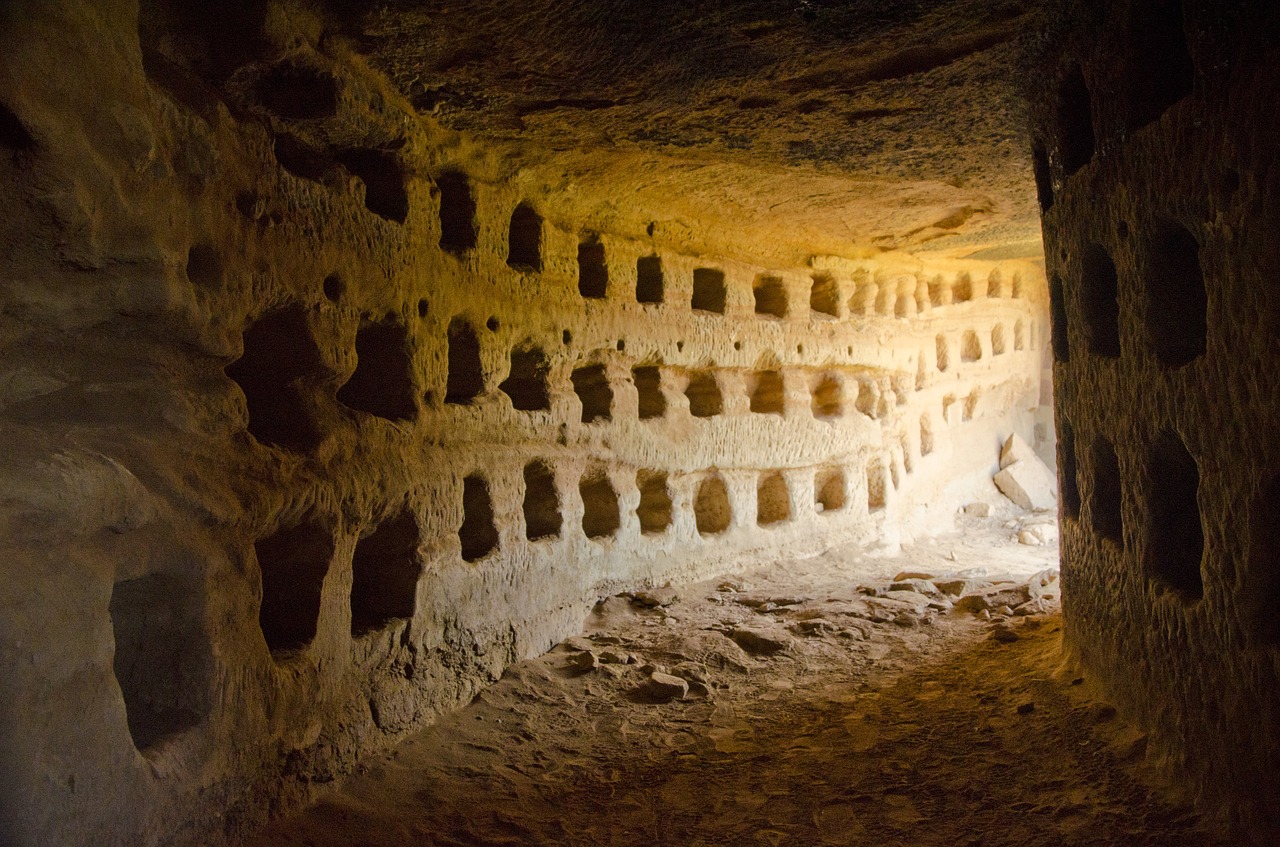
[247,510,1228,847]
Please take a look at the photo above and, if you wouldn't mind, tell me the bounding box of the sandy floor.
[245,508,1228,847]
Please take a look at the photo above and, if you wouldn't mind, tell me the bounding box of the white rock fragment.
[999,432,1038,470]
[994,459,1058,510]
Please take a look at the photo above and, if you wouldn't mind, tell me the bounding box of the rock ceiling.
[344,0,1046,268]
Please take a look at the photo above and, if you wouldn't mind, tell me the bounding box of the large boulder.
[994,457,1058,510]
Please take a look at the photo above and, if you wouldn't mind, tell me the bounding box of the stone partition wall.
[1030,0,1280,838]
[0,3,1044,846]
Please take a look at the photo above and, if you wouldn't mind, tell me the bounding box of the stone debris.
[963,502,992,518]
[633,586,680,607]
[992,623,1020,643]
[634,671,689,703]
[999,432,1039,470]
[568,650,600,671]
[728,627,793,656]
[995,459,1059,511]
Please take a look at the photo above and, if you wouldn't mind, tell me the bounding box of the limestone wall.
[0,3,1043,845]
[1029,0,1280,838]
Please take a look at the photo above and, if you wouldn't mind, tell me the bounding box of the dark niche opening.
[695,474,732,536]
[336,147,409,224]
[1049,273,1071,362]
[757,472,791,526]
[507,202,543,272]
[1059,419,1082,519]
[500,344,551,412]
[810,273,840,317]
[1248,476,1280,645]
[572,363,612,423]
[867,460,887,511]
[0,102,36,150]
[1125,0,1194,132]
[753,275,788,318]
[185,243,223,289]
[338,319,417,422]
[110,573,208,753]
[1144,219,1206,368]
[811,374,842,419]
[815,467,846,513]
[580,471,621,540]
[437,169,478,253]
[255,518,334,655]
[637,471,673,534]
[255,63,338,120]
[692,268,727,313]
[749,370,785,415]
[1058,64,1096,177]
[1081,243,1121,358]
[1032,141,1054,212]
[636,254,664,304]
[351,508,422,636]
[460,475,499,562]
[578,237,608,298]
[961,330,982,362]
[225,305,325,452]
[523,461,562,541]
[446,317,484,405]
[686,372,722,418]
[1090,436,1123,544]
[1145,431,1203,601]
[633,366,666,419]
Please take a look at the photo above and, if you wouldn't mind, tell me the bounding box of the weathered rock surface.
[995,459,1059,511]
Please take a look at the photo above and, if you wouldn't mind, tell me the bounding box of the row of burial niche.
[1047,222,1205,368]
[1033,0,1193,211]
[1058,421,1205,603]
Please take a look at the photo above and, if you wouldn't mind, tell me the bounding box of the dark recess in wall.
[351,508,422,635]
[686,372,723,417]
[1081,243,1121,358]
[636,255,664,304]
[749,370,785,414]
[446,318,484,404]
[1145,432,1204,600]
[225,305,325,452]
[637,471,673,534]
[523,461,561,541]
[255,63,338,120]
[0,102,35,150]
[815,467,846,512]
[692,268,727,313]
[572,364,612,422]
[754,275,788,318]
[110,573,207,752]
[460,475,499,562]
[186,243,223,288]
[1090,436,1123,544]
[1144,219,1206,367]
[1249,476,1280,645]
[1058,65,1095,176]
[810,273,840,316]
[633,366,666,419]
[580,471,621,539]
[578,238,608,298]
[1032,142,1053,211]
[255,519,334,655]
[1125,0,1194,131]
[336,147,409,223]
[757,472,791,526]
[338,319,418,421]
[1049,273,1071,361]
[508,203,543,272]
[436,169,478,253]
[695,475,731,535]
[1059,419,1081,519]
[500,344,552,411]
[273,133,332,182]
[811,375,842,419]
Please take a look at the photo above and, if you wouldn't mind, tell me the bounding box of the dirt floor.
[244,507,1229,847]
